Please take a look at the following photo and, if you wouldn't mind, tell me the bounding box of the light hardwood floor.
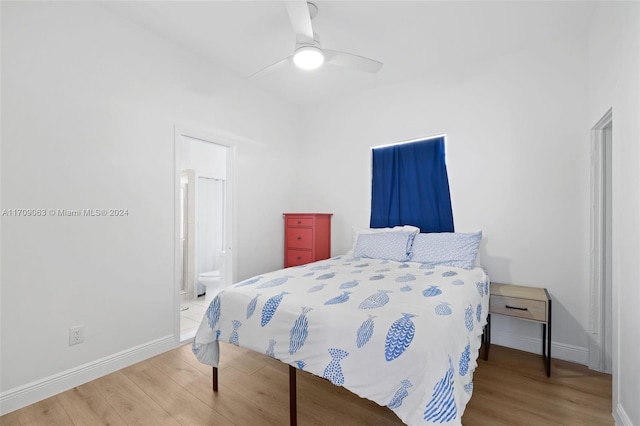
[1,343,613,425]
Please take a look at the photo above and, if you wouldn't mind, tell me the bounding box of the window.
[370,136,454,233]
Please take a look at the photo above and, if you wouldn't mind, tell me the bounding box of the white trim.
[226,144,238,288]
[490,330,588,366]
[588,122,605,370]
[174,126,260,148]
[174,128,183,344]
[0,336,176,415]
[614,403,632,426]
[588,108,613,372]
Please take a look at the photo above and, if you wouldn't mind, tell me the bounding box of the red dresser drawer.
[286,227,313,249]
[286,250,313,267]
[287,217,313,227]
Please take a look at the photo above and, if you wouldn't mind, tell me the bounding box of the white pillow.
[410,231,482,269]
[346,225,420,256]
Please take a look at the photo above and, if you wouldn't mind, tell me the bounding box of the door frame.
[174,126,237,343]
[588,107,613,372]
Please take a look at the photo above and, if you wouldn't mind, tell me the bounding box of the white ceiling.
[99,1,596,106]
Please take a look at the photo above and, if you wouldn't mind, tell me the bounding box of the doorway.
[588,108,613,373]
[175,129,235,342]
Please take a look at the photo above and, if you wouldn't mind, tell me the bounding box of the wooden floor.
[1,343,613,426]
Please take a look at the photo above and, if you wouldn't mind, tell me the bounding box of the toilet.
[198,270,221,302]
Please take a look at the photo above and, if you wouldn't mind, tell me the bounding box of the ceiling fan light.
[293,46,324,70]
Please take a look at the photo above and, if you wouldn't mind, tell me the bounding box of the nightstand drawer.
[286,249,313,267]
[490,295,547,322]
[286,227,313,249]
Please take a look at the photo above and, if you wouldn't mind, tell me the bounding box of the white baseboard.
[614,403,632,426]
[0,335,177,415]
[490,330,589,365]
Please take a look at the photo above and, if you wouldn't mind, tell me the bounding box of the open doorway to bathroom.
[175,129,234,342]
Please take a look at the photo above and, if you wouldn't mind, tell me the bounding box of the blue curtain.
[370,137,454,233]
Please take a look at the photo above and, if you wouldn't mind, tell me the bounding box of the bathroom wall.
[181,136,227,180]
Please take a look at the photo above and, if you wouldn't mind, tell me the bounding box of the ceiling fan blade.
[286,1,314,41]
[248,56,293,80]
[324,50,383,73]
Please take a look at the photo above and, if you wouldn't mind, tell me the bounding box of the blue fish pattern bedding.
[193,256,490,425]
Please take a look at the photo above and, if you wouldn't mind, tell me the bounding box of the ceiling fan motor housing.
[249,1,382,78]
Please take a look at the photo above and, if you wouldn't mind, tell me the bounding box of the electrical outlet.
[69,326,84,346]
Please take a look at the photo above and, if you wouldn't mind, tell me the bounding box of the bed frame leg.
[213,364,295,423]
[289,365,297,426]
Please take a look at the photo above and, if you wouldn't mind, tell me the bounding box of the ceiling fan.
[248,1,383,79]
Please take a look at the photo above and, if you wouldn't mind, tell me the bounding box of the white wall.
[297,34,592,361]
[0,1,298,411]
[587,3,640,425]
[181,136,227,180]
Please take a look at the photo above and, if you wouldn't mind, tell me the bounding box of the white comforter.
[193,256,490,425]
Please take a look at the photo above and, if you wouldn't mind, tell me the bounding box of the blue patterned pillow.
[353,231,415,262]
[410,231,482,269]
[346,225,420,256]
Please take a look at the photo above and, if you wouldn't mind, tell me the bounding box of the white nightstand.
[485,282,552,377]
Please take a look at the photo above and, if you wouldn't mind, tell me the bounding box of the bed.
[193,230,489,425]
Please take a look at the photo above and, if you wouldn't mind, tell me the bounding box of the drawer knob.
[297,220,302,224]
[297,256,301,260]
[296,236,302,240]
[506,305,528,311]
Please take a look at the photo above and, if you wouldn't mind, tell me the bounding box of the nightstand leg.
[542,324,546,358]
[547,300,552,377]
[484,314,491,361]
